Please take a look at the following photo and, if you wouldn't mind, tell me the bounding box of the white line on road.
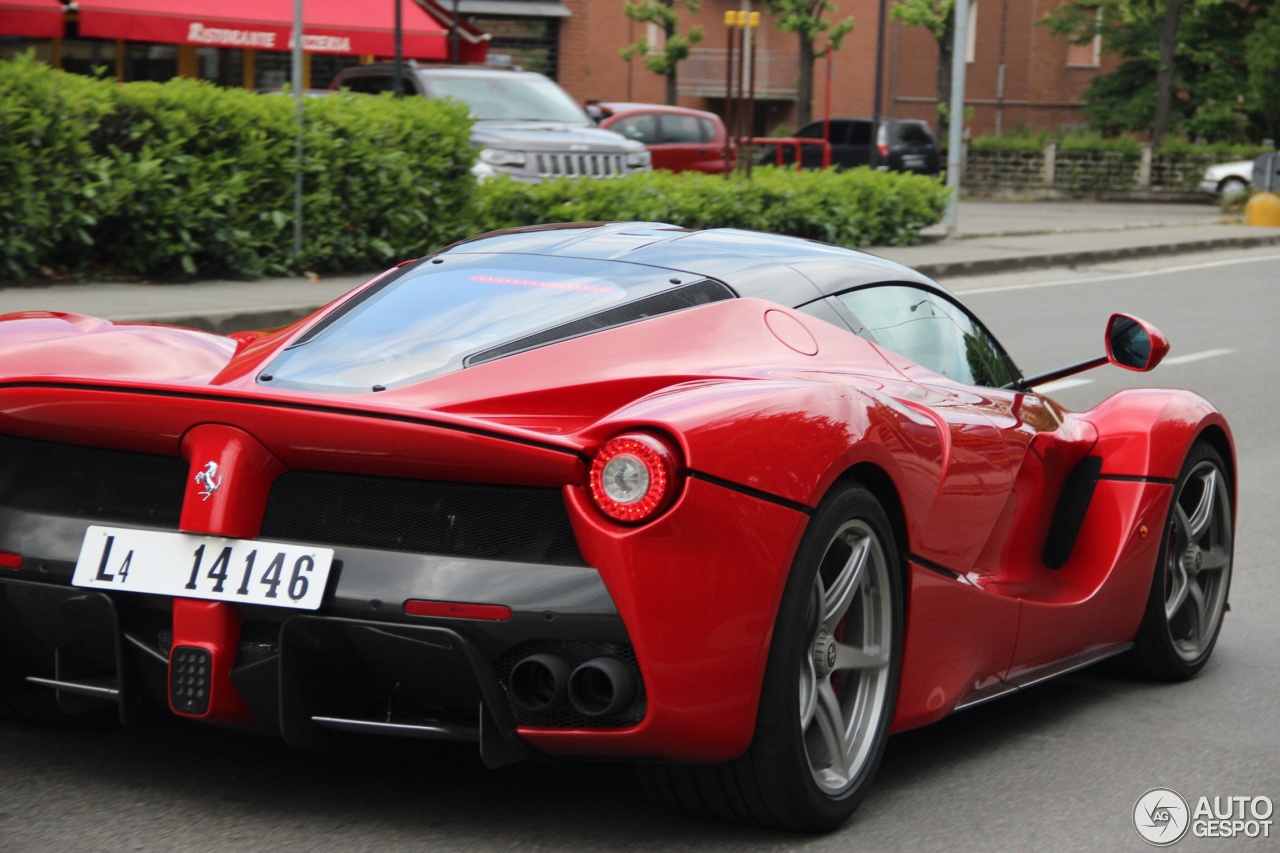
[1163,348,1235,365]
[953,253,1280,296]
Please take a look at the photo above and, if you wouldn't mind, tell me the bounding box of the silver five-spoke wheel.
[1131,442,1234,680]
[800,519,893,794]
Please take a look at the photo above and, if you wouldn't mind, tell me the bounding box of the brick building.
[479,0,1113,137]
[0,0,1111,136]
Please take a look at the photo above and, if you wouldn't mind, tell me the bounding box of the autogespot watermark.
[1133,787,1274,845]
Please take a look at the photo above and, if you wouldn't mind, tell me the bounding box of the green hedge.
[1,55,948,281]
[0,53,473,280]
[970,129,1269,160]
[470,167,949,249]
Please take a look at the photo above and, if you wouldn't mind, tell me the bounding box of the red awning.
[0,0,66,39]
[75,0,487,61]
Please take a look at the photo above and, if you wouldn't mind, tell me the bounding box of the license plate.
[73,526,333,610]
[903,155,926,168]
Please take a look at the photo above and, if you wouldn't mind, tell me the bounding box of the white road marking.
[953,253,1280,296]
[1163,348,1235,365]
[1033,378,1094,394]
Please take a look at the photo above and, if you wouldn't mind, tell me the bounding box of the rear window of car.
[893,122,935,144]
[262,255,732,392]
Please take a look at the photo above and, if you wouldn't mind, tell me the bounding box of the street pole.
[450,0,461,64]
[944,0,969,235]
[723,11,737,179]
[870,0,886,170]
[292,0,304,258]
[745,11,759,177]
[393,0,404,96]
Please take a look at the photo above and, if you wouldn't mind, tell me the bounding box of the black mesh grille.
[259,471,587,567]
[0,434,185,527]
[466,279,734,366]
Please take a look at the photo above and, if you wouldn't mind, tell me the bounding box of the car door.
[657,113,726,174]
[830,283,1048,574]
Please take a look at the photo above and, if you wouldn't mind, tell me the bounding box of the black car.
[761,118,940,176]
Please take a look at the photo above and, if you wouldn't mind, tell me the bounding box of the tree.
[890,0,954,139]
[1044,0,1266,144]
[621,0,704,106]
[1245,1,1280,143]
[762,1,854,127]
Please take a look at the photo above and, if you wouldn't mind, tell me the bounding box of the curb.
[910,232,1280,279]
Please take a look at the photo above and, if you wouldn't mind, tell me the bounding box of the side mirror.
[1106,313,1170,372]
[584,103,606,123]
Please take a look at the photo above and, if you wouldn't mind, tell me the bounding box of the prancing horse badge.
[194,461,222,501]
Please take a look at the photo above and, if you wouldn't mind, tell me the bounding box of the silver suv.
[331,63,651,183]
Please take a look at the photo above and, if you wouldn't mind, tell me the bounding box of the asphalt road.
[2,247,1277,852]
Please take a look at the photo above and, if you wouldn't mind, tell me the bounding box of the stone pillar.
[1042,141,1057,187]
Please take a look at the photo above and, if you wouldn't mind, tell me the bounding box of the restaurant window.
[123,43,178,82]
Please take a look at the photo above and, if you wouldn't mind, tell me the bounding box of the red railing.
[745,137,832,171]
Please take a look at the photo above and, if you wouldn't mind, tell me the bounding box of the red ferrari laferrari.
[0,223,1235,831]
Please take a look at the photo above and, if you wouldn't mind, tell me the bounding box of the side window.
[836,285,1017,388]
[611,114,658,144]
[848,121,873,145]
[340,75,394,95]
[661,114,706,144]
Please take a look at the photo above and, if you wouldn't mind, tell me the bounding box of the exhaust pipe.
[508,653,570,713]
[567,656,637,718]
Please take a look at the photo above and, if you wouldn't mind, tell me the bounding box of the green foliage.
[1245,1,1280,140]
[1043,0,1271,144]
[621,0,704,78]
[1,55,947,281]
[968,132,1054,152]
[969,128,1267,160]
[0,54,474,280]
[468,168,949,249]
[890,0,954,40]
[764,0,855,50]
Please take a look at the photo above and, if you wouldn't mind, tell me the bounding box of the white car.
[1199,160,1253,200]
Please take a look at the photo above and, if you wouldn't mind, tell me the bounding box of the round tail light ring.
[589,433,681,524]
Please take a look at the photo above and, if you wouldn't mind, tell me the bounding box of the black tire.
[1217,177,1249,203]
[1127,442,1234,680]
[638,484,903,831]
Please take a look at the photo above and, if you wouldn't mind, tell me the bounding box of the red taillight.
[0,552,21,569]
[877,143,889,160]
[404,599,513,621]
[589,433,681,523]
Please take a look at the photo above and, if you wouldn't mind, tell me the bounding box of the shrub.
[0,54,946,280]
[0,54,474,280]
[468,167,949,249]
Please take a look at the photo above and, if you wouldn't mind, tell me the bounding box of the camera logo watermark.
[1134,788,1274,845]
[1134,788,1190,846]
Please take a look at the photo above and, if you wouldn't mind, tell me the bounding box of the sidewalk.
[2,200,1277,333]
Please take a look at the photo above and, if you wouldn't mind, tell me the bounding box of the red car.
[594,102,734,173]
[0,224,1234,831]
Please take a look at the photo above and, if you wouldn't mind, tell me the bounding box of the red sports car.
[0,224,1234,832]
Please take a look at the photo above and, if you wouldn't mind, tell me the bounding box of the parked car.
[0,223,1233,832]
[1199,160,1254,201]
[331,62,651,182]
[591,102,734,174]
[760,117,941,175]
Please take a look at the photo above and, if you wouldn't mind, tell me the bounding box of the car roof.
[437,222,938,306]
[595,102,723,121]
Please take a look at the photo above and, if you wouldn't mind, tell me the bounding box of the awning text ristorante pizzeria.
[186,23,352,53]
